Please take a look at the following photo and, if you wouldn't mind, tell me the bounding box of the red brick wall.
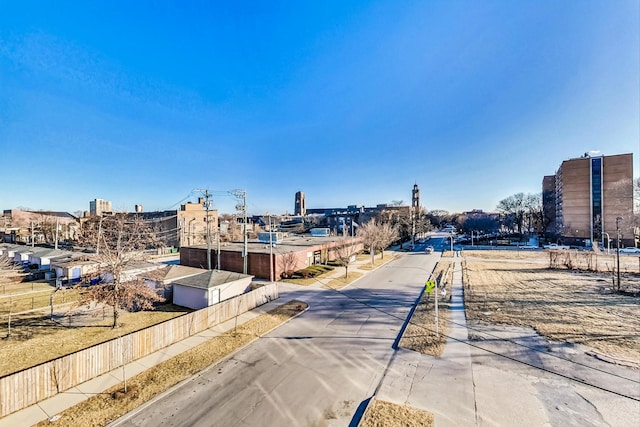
[180,238,364,281]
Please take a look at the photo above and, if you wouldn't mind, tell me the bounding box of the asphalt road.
[114,252,439,427]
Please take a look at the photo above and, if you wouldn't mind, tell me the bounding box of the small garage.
[172,270,254,310]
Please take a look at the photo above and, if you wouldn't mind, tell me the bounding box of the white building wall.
[173,284,208,310]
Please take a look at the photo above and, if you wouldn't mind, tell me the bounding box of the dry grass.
[360,399,434,427]
[34,300,307,427]
[0,304,189,376]
[463,249,548,261]
[400,261,453,356]
[280,268,336,286]
[0,281,55,296]
[323,271,363,290]
[464,257,640,361]
[463,249,640,274]
[358,253,396,270]
[0,287,80,314]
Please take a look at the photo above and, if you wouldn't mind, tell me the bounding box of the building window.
[591,157,603,242]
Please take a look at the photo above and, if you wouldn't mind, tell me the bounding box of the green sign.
[425,279,436,293]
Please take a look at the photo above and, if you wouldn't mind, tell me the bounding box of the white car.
[619,247,640,254]
[543,243,570,250]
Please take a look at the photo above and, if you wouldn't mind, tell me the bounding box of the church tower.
[294,191,306,216]
[411,183,420,213]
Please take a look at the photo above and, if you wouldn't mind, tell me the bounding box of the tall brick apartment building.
[543,152,634,246]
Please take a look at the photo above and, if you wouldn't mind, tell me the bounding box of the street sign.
[425,279,436,293]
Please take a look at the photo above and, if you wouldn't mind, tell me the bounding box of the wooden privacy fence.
[0,283,278,417]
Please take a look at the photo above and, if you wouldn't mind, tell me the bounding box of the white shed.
[29,249,71,270]
[172,270,254,310]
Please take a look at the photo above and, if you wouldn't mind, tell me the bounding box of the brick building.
[180,235,363,281]
[542,152,634,246]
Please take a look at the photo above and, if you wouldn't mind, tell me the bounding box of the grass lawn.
[34,300,307,427]
[358,253,396,270]
[0,304,190,376]
[323,271,363,290]
[281,271,333,286]
[360,399,434,427]
[464,255,640,361]
[0,281,56,296]
[0,287,80,314]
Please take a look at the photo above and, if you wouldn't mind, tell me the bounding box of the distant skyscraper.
[89,198,112,216]
[411,183,420,213]
[135,204,144,213]
[294,191,306,216]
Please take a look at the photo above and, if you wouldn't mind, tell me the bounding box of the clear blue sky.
[1,1,638,215]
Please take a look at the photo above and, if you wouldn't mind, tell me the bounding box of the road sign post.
[425,279,439,336]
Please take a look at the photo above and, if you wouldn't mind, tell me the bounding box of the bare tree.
[76,213,165,327]
[523,193,542,234]
[333,237,361,278]
[379,222,399,259]
[497,193,535,234]
[77,278,165,318]
[0,256,22,285]
[357,220,380,267]
[279,252,298,279]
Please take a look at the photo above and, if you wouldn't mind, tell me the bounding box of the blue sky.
[1,1,638,215]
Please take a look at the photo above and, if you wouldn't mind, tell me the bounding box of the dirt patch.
[33,300,307,427]
[464,257,640,361]
[360,399,434,427]
[400,261,453,356]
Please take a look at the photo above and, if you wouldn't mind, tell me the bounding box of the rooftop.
[173,270,253,289]
[189,234,358,254]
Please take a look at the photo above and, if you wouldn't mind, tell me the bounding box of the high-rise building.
[294,191,306,216]
[543,152,633,245]
[89,198,112,216]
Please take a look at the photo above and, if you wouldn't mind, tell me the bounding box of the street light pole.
[602,232,611,254]
[616,217,622,291]
[267,214,273,282]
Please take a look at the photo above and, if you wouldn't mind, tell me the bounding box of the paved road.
[114,252,439,427]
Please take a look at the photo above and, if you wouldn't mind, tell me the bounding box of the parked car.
[543,243,570,250]
[425,245,434,254]
[619,247,640,254]
[518,245,538,250]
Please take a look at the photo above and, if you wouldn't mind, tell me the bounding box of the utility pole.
[268,214,273,282]
[31,221,35,247]
[54,218,59,250]
[217,230,221,271]
[194,189,213,271]
[96,215,103,255]
[233,190,248,274]
[616,216,622,291]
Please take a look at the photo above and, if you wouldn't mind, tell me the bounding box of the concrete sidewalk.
[376,251,478,426]
[0,296,289,427]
